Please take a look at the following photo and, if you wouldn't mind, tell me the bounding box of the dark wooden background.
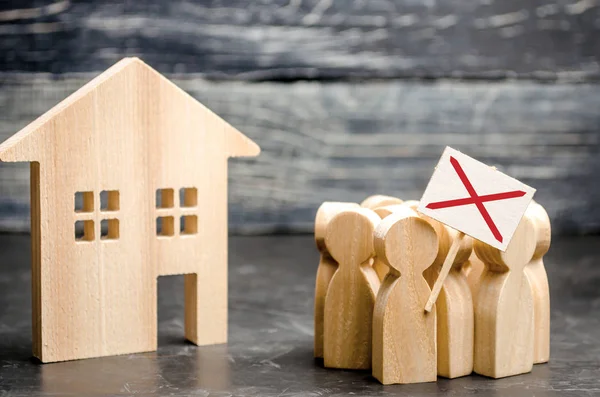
[0,0,599,234]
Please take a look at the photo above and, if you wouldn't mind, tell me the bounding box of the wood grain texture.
[371,203,406,281]
[401,200,420,212]
[1,1,600,81]
[465,250,486,308]
[30,161,41,358]
[323,208,380,369]
[525,201,552,364]
[0,58,259,362]
[433,229,474,379]
[362,196,404,281]
[360,195,403,210]
[372,207,438,384]
[1,75,599,234]
[417,216,474,379]
[424,232,466,313]
[313,201,359,358]
[473,216,536,378]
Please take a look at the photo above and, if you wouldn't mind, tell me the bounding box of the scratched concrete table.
[0,234,598,396]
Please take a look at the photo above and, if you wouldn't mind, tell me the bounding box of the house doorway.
[157,275,187,346]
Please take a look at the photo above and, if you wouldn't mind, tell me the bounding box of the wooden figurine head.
[401,200,420,211]
[412,208,473,271]
[474,215,537,273]
[373,204,404,219]
[360,195,403,210]
[325,208,380,268]
[526,201,551,261]
[315,202,359,255]
[374,207,438,277]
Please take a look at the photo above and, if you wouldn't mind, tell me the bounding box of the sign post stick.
[424,231,465,312]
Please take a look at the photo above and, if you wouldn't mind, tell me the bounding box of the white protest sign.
[418,147,535,251]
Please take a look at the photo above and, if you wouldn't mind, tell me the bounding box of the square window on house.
[156,216,175,237]
[100,190,120,211]
[156,188,174,208]
[180,215,198,235]
[75,220,94,241]
[101,219,119,240]
[74,191,94,213]
[180,187,198,208]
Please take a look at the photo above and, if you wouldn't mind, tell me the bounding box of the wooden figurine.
[434,228,474,378]
[371,204,404,281]
[418,214,474,379]
[361,196,403,280]
[0,58,260,363]
[372,207,438,384]
[525,201,551,364]
[473,216,536,378]
[313,201,359,358]
[370,201,419,282]
[323,208,381,369]
[464,251,485,308]
[360,194,403,210]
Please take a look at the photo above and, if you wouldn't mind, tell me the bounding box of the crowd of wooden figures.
[313,195,550,385]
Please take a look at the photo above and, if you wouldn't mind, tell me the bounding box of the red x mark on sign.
[425,156,525,243]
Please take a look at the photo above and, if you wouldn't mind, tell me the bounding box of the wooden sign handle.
[424,231,466,312]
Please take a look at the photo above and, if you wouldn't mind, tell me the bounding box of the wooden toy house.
[0,58,260,363]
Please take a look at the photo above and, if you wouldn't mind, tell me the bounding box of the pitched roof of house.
[0,58,260,162]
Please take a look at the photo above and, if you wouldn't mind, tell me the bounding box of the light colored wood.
[313,201,360,358]
[372,205,404,219]
[417,213,474,379]
[372,258,389,282]
[424,232,466,313]
[418,213,455,278]
[372,207,438,384]
[323,208,380,369]
[432,229,474,378]
[418,146,535,251]
[402,202,474,379]
[473,215,536,378]
[0,57,260,362]
[401,200,420,211]
[525,201,551,364]
[361,196,403,282]
[371,204,404,281]
[360,195,403,210]
[464,251,486,308]
[30,162,41,358]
